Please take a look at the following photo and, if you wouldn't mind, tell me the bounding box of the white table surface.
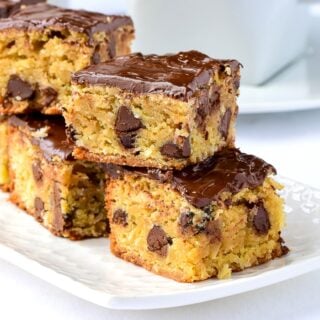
[1,109,320,320]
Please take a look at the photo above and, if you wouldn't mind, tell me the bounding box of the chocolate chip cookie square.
[0,3,134,115]
[7,115,108,239]
[106,149,288,282]
[65,50,240,169]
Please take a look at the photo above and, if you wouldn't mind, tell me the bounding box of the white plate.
[0,177,320,310]
[239,8,320,114]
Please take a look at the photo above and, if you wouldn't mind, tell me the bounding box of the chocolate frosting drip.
[131,149,276,209]
[72,51,240,101]
[0,3,133,39]
[8,115,74,161]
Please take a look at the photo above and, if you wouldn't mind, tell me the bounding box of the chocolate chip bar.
[65,50,240,169]
[8,115,108,239]
[106,149,288,282]
[0,3,134,115]
[0,0,46,18]
[0,117,9,190]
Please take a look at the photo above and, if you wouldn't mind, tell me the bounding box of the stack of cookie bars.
[0,1,288,282]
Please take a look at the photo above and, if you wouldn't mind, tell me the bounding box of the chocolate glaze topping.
[0,3,132,40]
[8,115,73,161]
[129,149,276,208]
[0,1,16,18]
[0,0,45,18]
[72,51,240,101]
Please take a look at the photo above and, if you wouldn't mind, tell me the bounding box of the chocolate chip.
[115,106,143,148]
[233,77,240,91]
[281,245,290,255]
[108,34,116,59]
[219,109,232,140]
[36,87,57,107]
[182,137,191,157]
[179,211,194,234]
[204,220,221,243]
[34,197,44,222]
[52,183,62,215]
[224,199,232,209]
[63,214,74,229]
[88,171,101,185]
[103,163,124,179]
[252,202,271,235]
[147,225,171,257]
[6,41,15,48]
[197,89,209,118]
[179,209,221,243]
[160,137,191,159]
[32,160,43,183]
[66,125,77,142]
[51,182,64,232]
[209,85,220,105]
[6,75,35,101]
[48,30,66,39]
[147,169,173,183]
[196,85,220,129]
[278,235,289,255]
[112,209,128,226]
[91,44,101,64]
[71,164,87,175]
[115,106,143,132]
[32,40,46,51]
[160,142,181,158]
[234,104,239,118]
[117,131,137,148]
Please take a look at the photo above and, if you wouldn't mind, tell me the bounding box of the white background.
[1,1,320,319]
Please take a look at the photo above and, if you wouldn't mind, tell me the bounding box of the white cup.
[128,0,310,85]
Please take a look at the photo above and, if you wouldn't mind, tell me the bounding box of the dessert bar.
[65,50,240,169]
[106,149,288,282]
[0,3,134,115]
